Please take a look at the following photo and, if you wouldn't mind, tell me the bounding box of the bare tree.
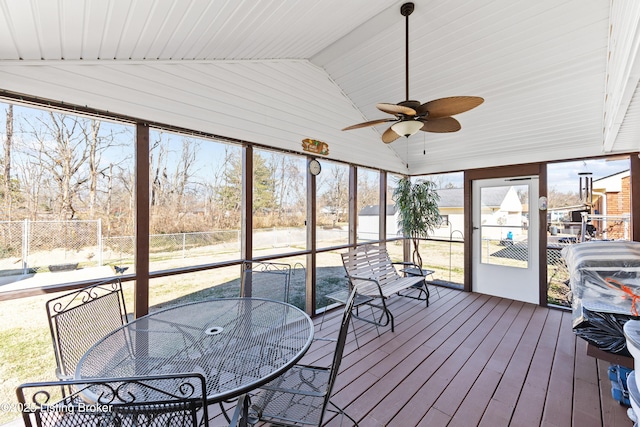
[3,104,12,218]
[21,113,122,220]
[149,133,168,208]
[548,186,581,209]
[319,165,348,228]
[357,171,379,211]
[174,138,199,212]
[269,155,306,226]
[264,154,285,225]
[106,162,114,234]
[216,148,242,229]
[21,113,88,219]
[204,145,235,228]
[83,120,122,219]
[114,166,136,236]
[15,157,45,220]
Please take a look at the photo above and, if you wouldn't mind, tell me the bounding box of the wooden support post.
[349,165,357,245]
[241,145,253,261]
[379,171,387,241]
[306,159,317,317]
[134,123,150,318]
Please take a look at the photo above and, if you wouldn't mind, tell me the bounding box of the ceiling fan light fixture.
[392,120,423,137]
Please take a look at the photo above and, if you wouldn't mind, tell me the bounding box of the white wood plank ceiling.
[0,0,639,175]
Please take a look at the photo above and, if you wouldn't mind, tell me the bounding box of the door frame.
[464,163,548,306]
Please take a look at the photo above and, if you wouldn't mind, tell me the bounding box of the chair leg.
[430,283,441,299]
[423,281,430,307]
[368,305,381,337]
[351,299,392,332]
[425,272,441,300]
[350,304,382,348]
[229,394,251,427]
[380,298,394,332]
[350,317,360,348]
[319,308,327,330]
[396,280,431,307]
[327,400,359,426]
[219,400,234,423]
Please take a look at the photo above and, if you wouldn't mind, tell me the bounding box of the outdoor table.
[75,297,314,425]
[399,266,435,281]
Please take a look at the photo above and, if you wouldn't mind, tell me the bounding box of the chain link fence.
[0,221,25,273]
[0,221,245,276]
[102,230,241,265]
[0,220,101,274]
[0,218,625,308]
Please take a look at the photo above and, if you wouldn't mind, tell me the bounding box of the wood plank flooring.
[207,287,632,426]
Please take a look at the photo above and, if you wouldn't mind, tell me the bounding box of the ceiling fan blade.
[342,118,394,131]
[418,96,484,118]
[382,126,401,143]
[377,103,417,116]
[420,117,461,133]
[398,100,422,110]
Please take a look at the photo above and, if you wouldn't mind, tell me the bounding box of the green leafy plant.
[393,177,441,268]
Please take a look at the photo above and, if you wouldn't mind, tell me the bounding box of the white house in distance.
[358,204,399,241]
[476,186,526,240]
[358,186,523,241]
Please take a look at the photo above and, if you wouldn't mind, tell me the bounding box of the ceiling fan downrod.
[340,1,483,144]
[401,2,414,102]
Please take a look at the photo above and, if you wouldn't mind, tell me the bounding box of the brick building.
[592,170,630,239]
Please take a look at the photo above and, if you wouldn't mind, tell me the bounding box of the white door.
[472,177,539,304]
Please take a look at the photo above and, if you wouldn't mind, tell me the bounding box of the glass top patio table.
[75,297,314,404]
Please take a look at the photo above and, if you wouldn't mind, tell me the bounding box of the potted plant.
[393,177,441,268]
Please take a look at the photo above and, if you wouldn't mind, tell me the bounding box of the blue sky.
[1,101,630,194]
[424,157,630,194]
[547,158,629,193]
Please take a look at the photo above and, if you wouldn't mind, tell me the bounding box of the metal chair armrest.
[392,261,422,272]
[347,274,377,282]
[345,274,385,297]
[55,368,72,381]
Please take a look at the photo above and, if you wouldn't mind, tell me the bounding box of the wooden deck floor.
[209,286,632,426]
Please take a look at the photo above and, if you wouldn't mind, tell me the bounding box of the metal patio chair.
[220,260,295,423]
[45,278,128,381]
[16,373,208,427]
[248,288,360,426]
[241,260,291,302]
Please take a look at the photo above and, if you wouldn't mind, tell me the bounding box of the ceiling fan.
[342,2,484,144]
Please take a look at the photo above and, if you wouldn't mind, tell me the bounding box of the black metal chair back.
[240,261,291,302]
[249,288,359,426]
[324,288,357,410]
[46,278,128,380]
[16,373,208,427]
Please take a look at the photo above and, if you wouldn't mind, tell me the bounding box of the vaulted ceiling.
[1,0,639,175]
